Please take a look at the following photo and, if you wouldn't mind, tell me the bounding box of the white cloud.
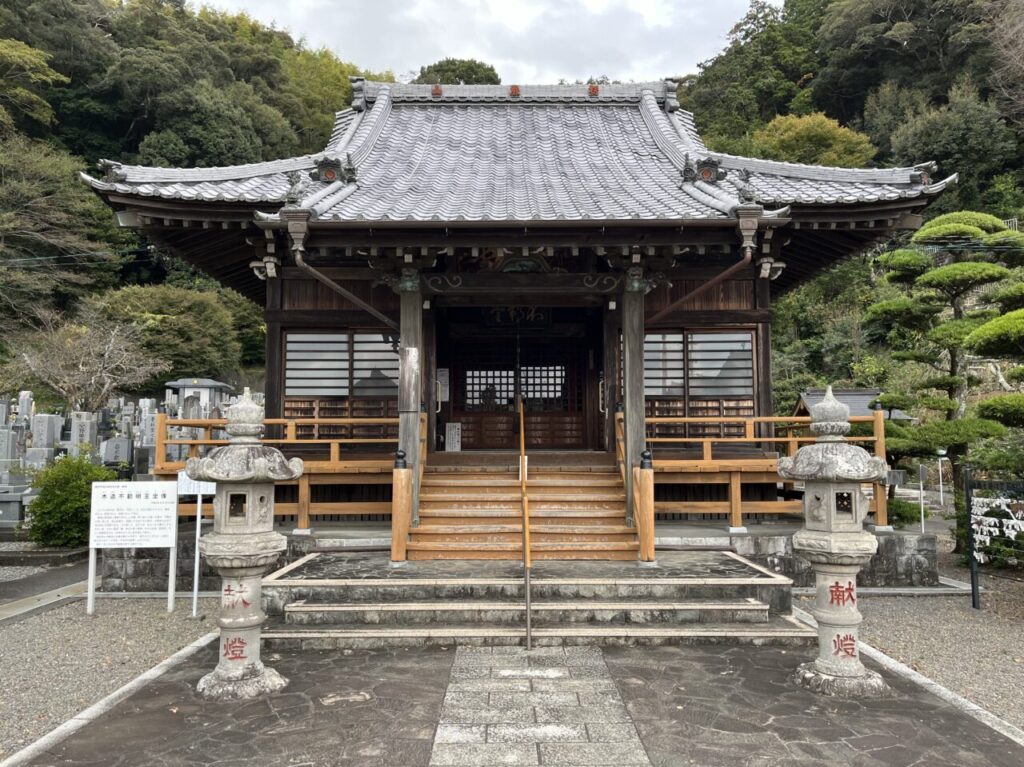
[195,0,754,83]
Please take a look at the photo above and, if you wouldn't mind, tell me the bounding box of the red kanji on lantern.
[828,581,856,606]
[222,583,251,609]
[832,633,857,657]
[223,637,247,660]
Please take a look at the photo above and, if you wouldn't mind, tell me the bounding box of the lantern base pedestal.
[790,662,890,699]
[197,662,288,701]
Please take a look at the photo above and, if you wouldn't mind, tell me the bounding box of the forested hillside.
[1,0,1022,480]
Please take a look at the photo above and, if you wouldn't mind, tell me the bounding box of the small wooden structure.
[86,81,951,560]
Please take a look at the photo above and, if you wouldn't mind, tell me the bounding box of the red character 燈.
[832,633,857,657]
[828,581,856,606]
[223,637,247,660]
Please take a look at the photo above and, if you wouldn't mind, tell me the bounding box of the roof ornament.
[432,83,443,97]
[96,159,127,183]
[681,153,697,184]
[588,83,600,97]
[509,85,521,98]
[350,76,367,111]
[697,157,727,184]
[664,80,679,112]
[311,155,357,185]
[910,162,938,185]
[735,168,757,204]
[284,171,305,205]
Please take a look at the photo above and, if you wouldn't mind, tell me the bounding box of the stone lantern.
[778,386,890,698]
[186,389,303,700]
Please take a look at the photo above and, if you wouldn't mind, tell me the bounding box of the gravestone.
[24,447,56,470]
[69,412,100,457]
[16,391,33,424]
[0,428,19,471]
[139,398,157,414]
[0,400,10,425]
[31,414,63,449]
[139,412,157,448]
[100,437,133,466]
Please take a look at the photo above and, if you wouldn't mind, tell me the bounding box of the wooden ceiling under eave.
[102,194,269,304]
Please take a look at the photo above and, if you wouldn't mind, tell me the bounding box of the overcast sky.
[197,0,763,83]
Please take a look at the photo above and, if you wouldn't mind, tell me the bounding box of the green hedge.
[25,455,116,547]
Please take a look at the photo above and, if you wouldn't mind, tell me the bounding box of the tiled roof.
[796,388,912,421]
[81,80,956,223]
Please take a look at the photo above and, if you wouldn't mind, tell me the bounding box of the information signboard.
[90,481,178,548]
[86,481,178,615]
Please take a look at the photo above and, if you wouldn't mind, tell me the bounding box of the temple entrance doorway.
[436,307,604,451]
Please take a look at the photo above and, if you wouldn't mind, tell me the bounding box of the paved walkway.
[431,647,649,766]
[13,644,1024,767]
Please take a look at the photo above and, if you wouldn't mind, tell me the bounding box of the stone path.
[430,647,651,766]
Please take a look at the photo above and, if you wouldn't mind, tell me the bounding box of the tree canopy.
[412,58,500,85]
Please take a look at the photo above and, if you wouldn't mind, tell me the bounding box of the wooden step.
[411,520,634,532]
[418,508,626,519]
[406,540,640,560]
[409,533,638,544]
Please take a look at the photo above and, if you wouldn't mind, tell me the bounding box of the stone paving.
[16,643,1024,767]
[430,646,650,766]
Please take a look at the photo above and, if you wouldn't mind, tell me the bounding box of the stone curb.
[0,632,218,767]
[791,606,1024,749]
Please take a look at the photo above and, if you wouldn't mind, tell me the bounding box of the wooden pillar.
[622,267,646,520]
[603,303,621,452]
[397,269,423,524]
[391,453,413,563]
[872,405,890,529]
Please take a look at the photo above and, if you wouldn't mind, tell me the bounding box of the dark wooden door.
[451,338,589,450]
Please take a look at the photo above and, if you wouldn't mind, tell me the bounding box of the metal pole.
[524,566,532,651]
[167,525,177,613]
[192,494,203,618]
[86,547,97,616]
[919,464,926,534]
[965,469,981,610]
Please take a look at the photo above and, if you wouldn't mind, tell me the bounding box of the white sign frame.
[177,471,216,617]
[87,481,178,615]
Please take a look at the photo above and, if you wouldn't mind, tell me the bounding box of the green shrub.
[976,394,1024,428]
[922,211,1007,234]
[911,223,986,243]
[24,454,116,547]
[1007,366,1024,385]
[988,282,1024,312]
[888,498,923,529]
[982,229,1024,248]
[964,309,1024,357]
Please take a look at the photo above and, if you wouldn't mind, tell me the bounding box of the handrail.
[518,400,532,650]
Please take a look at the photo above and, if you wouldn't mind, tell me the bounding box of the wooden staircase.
[408,466,638,560]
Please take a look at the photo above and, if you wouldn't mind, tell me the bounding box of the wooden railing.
[158,413,428,530]
[518,401,533,649]
[632,452,656,561]
[614,409,889,529]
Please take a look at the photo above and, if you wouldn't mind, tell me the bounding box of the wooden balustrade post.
[296,474,311,533]
[622,270,646,521]
[872,404,890,529]
[728,471,745,533]
[391,451,412,564]
[637,450,656,563]
[155,412,167,474]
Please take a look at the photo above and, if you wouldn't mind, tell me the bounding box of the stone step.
[283,597,770,625]
[262,614,814,649]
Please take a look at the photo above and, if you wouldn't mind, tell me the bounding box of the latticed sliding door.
[281,331,400,443]
[642,329,756,441]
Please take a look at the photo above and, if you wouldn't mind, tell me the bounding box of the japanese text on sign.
[90,481,178,548]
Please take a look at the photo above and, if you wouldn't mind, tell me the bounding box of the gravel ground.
[0,542,39,551]
[0,597,217,759]
[0,565,49,582]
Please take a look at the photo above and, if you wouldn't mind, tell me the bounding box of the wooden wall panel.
[282,278,400,313]
[646,279,755,314]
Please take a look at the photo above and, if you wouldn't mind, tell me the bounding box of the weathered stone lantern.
[186,389,303,700]
[778,386,890,698]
